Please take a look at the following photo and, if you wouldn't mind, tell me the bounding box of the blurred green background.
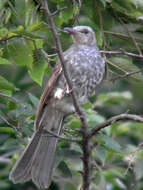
[0,0,143,189]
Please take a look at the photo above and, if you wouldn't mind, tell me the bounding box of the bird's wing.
[34,63,62,130]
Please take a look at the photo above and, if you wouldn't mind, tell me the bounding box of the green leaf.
[134,159,143,179]
[7,100,18,110]
[29,49,48,85]
[5,39,33,67]
[35,39,44,49]
[70,120,81,130]
[28,93,39,108]
[58,161,72,178]
[64,183,76,190]
[55,1,74,25]
[28,22,45,32]
[95,91,133,107]
[0,76,15,93]
[0,28,8,39]
[87,110,105,127]
[0,57,11,65]
[99,134,122,153]
[0,127,16,135]
[0,180,10,189]
[96,146,106,165]
[108,56,143,83]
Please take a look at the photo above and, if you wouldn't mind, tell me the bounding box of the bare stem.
[88,114,143,139]
[111,67,143,81]
[100,50,143,59]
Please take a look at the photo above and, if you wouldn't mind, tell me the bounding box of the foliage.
[0,0,143,190]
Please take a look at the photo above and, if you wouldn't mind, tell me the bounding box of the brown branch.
[0,157,11,164]
[109,3,142,56]
[42,1,90,189]
[0,35,20,43]
[46,53,57,58]
[41,129,80,143]
[96,4,107,50]
[100,50,143,59]
[88,114,143,139]
[118,17,142,56]
[0,93,25,107]
[0,115,23,137]
[111,67,143,81]
[0,93,19,104]
[104,30,143,42]
[41,7,67,17]
[73,0,82,24]
[51,7,68,16]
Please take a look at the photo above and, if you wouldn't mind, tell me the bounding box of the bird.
[9,26,106,189]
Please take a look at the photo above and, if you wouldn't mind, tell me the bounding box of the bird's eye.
[80,29,89,34]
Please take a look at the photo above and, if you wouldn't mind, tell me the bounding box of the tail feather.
[9,132,41,183]
[31,111,64,189]
[9,105,64,189]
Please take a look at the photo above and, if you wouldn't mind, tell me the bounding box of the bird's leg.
[66,83,72,94]
[75,108,87,120]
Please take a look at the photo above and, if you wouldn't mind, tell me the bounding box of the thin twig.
[45,53,57,59]
[104,30,143,41]
[109,3,142,55]
[111,67,143,81]
[73,0,82,24]
[0,93,19,104]
[0,93,25,107]
[88,114,143,139]
[124,142,143,175]
[51,7,68,16]
[0,157,11,164]
[100,50,143,59]
[41,7,68,17]
[0,35,20,43]
[41,129,80,143]
[97,4,107,50]
[118,17,142,56]
[0,115,23,137]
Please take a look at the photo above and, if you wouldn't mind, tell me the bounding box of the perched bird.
[9,26,106,189]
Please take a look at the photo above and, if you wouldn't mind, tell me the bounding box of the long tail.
[9,105,64,189]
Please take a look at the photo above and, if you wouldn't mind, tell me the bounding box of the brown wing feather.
[34,64,62,130]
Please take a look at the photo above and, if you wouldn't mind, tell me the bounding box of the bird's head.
[64,26,96,46]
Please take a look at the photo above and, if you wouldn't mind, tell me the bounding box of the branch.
[88,114,143,139]
[109,2,142,56]
[42,1,90,189]
[103,30,143,42]
[45,50,143,61]
[97,4,107,50]
[111,67,143,81]
[41,7,67,17]
[0,93,19,104]
[100,50,143,59]
[41,129,80,143]
[0,35,20,43]
[73,0,82,24]
[0,157,11,164]
[51,7,67,16]
[118,17,142,56]
[0,115,23,137]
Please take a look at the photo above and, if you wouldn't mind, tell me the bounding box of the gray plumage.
[9,26,106,189]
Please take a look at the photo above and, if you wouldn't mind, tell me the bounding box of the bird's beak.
[64,27,76,35]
